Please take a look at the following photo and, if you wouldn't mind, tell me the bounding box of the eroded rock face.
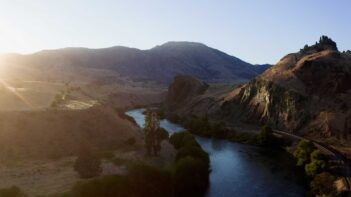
[220,36,351,137]
[165,75,209,112]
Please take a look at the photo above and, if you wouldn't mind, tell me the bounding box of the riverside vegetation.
[62,131,209,197]
[164,111,340,196]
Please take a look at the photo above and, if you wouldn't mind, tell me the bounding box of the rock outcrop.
[220,36,351,138]
[165,75,209,112]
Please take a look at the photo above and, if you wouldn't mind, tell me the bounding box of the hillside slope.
[220,36,351,139]
[1,42,270,84]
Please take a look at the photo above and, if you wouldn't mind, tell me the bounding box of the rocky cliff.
[220,36,351,138]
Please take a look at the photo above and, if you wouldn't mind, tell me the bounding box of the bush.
[305,160,326,177]
[310,150,327,161]
[174,157,209,197]
[69,175,130,197]
[0,186,26,197]
[294,140,316,166]
[74,147,102,179]
[169,132,193,149]
[69,163,173,197]
[175,146,210,166]
[310,172,336,196]
[127,163,173,197]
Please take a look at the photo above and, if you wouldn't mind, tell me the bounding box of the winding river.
[126,109,305,197]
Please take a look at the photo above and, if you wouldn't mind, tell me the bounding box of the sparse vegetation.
[310,172,336,196]
[63,131,210,197]
[73,146,102,179]
[0,186,26,197]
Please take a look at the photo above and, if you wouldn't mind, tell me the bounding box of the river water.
[126,109,305,197]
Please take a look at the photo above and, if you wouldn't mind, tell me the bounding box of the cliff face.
[221,36,351,138]
[165,75,209,112]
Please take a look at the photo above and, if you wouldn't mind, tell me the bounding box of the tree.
[74,146,102,178]
[310,172,336,196]
[174,157,209,197]
[305,150,327,177]
[294,140,316,166]
[144,111,162,156]
[310,150,326,161]
[305,160,326,177]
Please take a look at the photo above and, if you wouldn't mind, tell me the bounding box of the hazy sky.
[0,0,350,64]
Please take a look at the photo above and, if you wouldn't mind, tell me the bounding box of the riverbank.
[126,108,306,197]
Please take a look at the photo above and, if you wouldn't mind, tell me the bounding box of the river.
[126,109,305,197]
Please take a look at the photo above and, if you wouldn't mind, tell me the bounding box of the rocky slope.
[220,36,351,138]
[1,42,270,85]
[164,75,232,117]
[164,36,351,141]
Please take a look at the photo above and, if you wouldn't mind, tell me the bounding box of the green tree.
[294,140,316,166]
[310,150,326,161]
[305,160,326,177]
[305,150,327,177]
[174,157,209,197]
[144,110,162,156]
[310,172,336,196]
[128,163,173,197]
[74,146,102,179]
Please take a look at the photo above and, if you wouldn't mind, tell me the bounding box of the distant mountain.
[2,42,270,84]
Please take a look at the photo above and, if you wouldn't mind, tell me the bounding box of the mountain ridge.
[1,41,271,84]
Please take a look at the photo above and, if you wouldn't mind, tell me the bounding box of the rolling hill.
[0,42,270,85]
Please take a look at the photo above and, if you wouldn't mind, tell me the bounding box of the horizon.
[0,0,351,64]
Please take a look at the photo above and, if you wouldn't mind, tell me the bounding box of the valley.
[0,36,349,197]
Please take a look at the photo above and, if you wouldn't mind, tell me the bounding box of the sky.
[0,0,350,64]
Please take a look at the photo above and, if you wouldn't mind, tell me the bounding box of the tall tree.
[144,110,162,156]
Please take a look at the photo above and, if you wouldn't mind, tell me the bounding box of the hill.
[220,36,351,141]
[1,42,270,85]
[164,36,351,145]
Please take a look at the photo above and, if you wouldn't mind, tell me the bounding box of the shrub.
[127,163,173,197]
[169,132,192,149]
[310,150,326,161]
[310,172,336,196]
[0,186,27,197]
[74,147,102,179]
[69,175,130,197]
[70,163,173,197]
[174,157,209,197]
[294,140,316,166]
[175,146,210,166]
[305,160,326,177]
